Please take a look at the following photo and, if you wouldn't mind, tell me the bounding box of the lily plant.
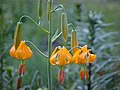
[9,0,97,90]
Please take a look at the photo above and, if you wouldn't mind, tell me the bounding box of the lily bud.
[47,0,52,21]
[58,69,65,84]
[37,0,42,19]
[61,13,68,42]
[71,30,78,54]
[14,22,22,50]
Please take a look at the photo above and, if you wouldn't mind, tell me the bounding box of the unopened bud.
[37,0,42,19]
[14,22,22,50]
[61,13,68,42]
[47,0,52,21]
[71,30,78,53]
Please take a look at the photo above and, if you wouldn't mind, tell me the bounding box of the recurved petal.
[78,52,87,64]
[50,54,57,65]
[9,45,16,58]
[58,53,67,66]
[15,41,32,60]
[88,54,96,63]
[81,45,90,52]
[72,49,81,64]
[59,46,72,57]
[62,47,73,63]
[65,53,72,64]
[51,47,58,57]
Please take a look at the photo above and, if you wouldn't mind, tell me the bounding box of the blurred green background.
[0,0,120,90]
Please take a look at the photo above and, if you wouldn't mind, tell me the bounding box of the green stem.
[52,32,62,43]
[47,0,53,89]
[48,16,53,90]
[69,46,81,52]
[25,41,48,58]
[51,4,65,13]
[19,15,49,33]
[68,23,75,30]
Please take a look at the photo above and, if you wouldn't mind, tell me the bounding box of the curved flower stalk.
[50,46,72,83]
[73,45,96,79]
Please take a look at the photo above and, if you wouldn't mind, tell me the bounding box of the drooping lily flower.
[9,41,32,60]
[72,45,96,79]
[50,46,72,66]
[73,45,96,64]
[50,46,72,83]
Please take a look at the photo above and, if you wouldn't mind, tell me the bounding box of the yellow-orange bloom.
[88,53,97,63]
[50,46,72,66]
[72,45,96,64]
[9,45,16,58]
[9,41,32,60]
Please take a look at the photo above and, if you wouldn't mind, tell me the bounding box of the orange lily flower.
[50,46,72,66]
[9,41,32,60]
[72,45,96,64]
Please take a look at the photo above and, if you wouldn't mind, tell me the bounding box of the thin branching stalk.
[68,23,75,30]
[69,46,81,52]
[19,15,49,33]
[25,41,48,58]
[52,32,62,43]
